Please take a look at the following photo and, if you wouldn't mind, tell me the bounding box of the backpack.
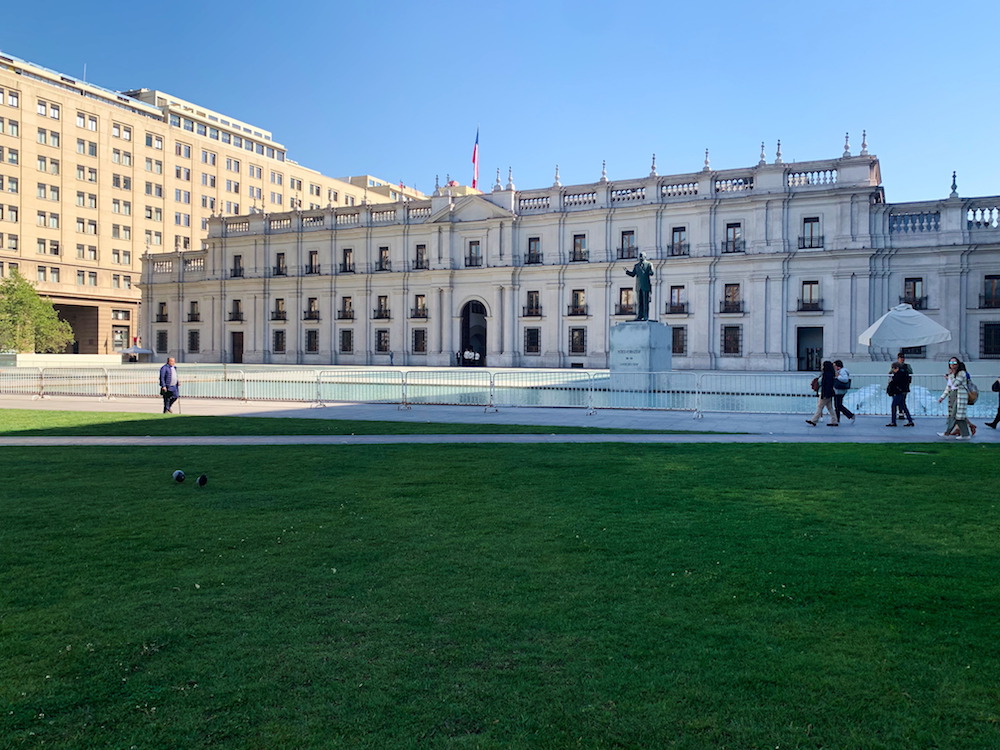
[810,377,819,393]
[967,378,979,405]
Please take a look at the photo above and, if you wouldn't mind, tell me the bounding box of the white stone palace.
[141,139,1000,370]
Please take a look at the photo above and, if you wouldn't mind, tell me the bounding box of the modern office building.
[140,142,1000,370]
[0,50,422,354]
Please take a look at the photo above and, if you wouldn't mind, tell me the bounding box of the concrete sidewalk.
[2,393,997,445]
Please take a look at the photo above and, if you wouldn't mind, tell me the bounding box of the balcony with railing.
[337,309,355,320]
[372,308,391,320]
[797,298,824,312]
[525,252,543,265]
[616,246,638,260]
[410,307,428,319]
[522,305,543,317]
[228,312,244,322]
[465,254,483,267]
[339,261,355,273]
[668,242,690,257]
[155,314,169,323]
[272,265,288,276]
[413,257,429,270]
[614,303,636,316]
[569,249,589,262]
[899,295,927,310]
[665,302,688,314]
[375,259,392,272]
[304,264,320,275]
[230,267,244,278]
[721,240,745,254]
[187,313,200,322]
[980,294,1000,309]
[271,311,287,321]
[567,304,589,316]
[798,235,825,249]
[303,310,321,321]
[720,300,744,314]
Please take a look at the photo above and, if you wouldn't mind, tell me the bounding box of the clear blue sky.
[4,0,997,203]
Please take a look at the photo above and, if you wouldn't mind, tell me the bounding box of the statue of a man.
[624,252,654,321]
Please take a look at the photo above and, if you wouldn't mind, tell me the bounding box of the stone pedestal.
[609,321,672,389]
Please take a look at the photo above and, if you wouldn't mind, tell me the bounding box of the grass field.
[2,419,999,748]
[0,410,669,437]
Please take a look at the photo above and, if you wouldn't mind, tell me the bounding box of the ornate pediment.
[426,195,516,224]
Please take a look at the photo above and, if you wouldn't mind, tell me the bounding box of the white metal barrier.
[2,366,997,418]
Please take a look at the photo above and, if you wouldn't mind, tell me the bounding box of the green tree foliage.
[0,269,75,353]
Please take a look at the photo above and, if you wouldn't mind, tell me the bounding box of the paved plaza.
[2,393,998,446]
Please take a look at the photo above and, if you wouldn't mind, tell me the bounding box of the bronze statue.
[624,252,654,321]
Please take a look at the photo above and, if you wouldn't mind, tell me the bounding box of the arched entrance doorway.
[460,300,487,366]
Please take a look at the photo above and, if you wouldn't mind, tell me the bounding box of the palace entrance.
[459,301,487,366]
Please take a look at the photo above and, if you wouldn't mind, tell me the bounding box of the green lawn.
[0,409,669,437]
[2,440,999,749]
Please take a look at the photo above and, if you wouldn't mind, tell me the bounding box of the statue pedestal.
[609,321,672,389]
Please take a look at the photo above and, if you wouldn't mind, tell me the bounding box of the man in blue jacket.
[158,357,179,413]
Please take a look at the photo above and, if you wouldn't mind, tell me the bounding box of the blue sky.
[4,0,997,203]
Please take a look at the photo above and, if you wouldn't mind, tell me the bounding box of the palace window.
[672,326,687,356]
[799,217,823,249]
[412,329,427,354]
[723,223,744,253]
[524,327,541,354]
[721,325,742,356]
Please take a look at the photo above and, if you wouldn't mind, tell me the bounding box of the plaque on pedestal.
[609,321,672,390]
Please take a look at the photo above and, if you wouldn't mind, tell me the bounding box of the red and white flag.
[471,128,479,189]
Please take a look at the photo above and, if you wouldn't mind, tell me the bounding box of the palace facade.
[0,50,422,354]
[140,146,1000,370]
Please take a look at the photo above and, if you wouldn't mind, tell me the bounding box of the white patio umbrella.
[858,303,952,348]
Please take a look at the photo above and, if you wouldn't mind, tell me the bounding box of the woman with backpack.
[938,357,972,439]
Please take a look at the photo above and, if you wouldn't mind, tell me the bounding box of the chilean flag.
[471,128,479,189]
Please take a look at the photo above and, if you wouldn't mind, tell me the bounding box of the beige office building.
[0,50,422,353]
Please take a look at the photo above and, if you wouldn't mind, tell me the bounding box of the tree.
[0,269,75,353]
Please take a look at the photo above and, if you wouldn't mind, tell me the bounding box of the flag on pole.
[471,128,479,189]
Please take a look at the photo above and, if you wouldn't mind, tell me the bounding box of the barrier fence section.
[1,367,998,418]
[403,370,491,407]
[492,370,593,409]
[318,370,405,405]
